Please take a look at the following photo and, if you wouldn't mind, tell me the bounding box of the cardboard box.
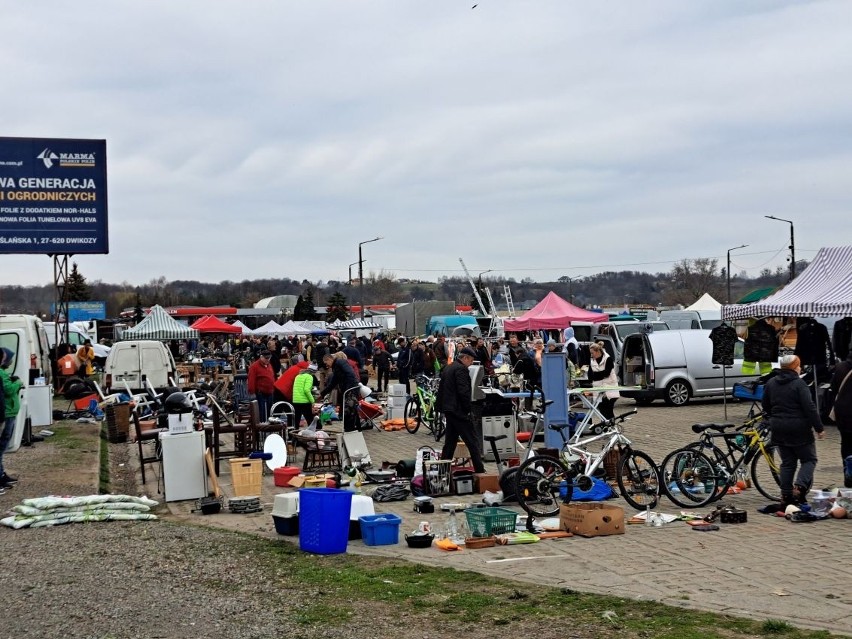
[559,502,625,537]
[474,473,500,494]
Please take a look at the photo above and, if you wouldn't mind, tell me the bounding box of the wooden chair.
[211,403,249,475]
[247,400,288,451]
[132,410,164,486]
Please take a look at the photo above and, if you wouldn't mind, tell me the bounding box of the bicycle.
[403,374,445,441]
[659,412,780,508]
[514,409,660,518]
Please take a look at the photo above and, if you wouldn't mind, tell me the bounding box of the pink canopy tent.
[503,291,607,331]
[190,315,243,334]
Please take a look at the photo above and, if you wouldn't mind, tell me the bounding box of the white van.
[0,314,53,385]
[104,340,177,392]
[619,329,760,406]
[43,322,111,364]
[659,310,722,330]
[0,327,54,453]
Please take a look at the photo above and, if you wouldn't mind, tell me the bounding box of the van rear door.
[139,343,170,387]
[110,343,143,389]
[0,329,29,453]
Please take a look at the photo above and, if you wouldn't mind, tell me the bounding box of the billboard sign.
[51,301,107,321]
[0,136,108,254]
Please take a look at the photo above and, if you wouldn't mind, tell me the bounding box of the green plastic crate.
[465,507,517,537]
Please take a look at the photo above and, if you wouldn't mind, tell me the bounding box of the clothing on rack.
[742,319,778,375]
[709,323,738,366]
[794,317,833,366]
[832,318,852,361]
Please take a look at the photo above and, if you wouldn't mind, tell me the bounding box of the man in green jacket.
[292,363,318,429]
[0,347,23,489]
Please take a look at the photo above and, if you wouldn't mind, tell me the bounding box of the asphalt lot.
[149,395,852,635]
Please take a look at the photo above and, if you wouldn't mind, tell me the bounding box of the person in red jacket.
[248,349,276,422]
[273,359,310,402]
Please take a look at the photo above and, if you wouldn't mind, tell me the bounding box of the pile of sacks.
[1,494,159,529]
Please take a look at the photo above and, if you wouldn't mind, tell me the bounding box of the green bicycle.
[404,374,445,441]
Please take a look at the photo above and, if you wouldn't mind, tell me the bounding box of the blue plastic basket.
[359,514,402,546]
[732,383,764,401]
[298,488,353,555]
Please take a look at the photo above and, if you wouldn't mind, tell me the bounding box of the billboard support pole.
[52,254,71,348]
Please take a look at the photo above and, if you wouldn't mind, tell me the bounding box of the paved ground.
[143,396,852,635]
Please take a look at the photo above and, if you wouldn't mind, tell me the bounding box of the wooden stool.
[302,444,342,472]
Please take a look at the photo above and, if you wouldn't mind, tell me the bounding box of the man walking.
[437,347,485,473]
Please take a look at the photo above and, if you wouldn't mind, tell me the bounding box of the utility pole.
[765,216,795,282]
[726,244,748,304]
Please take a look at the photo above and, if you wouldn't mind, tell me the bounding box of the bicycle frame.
[558,426,632,480]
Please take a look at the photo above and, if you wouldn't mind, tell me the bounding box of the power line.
[383,248,819,275]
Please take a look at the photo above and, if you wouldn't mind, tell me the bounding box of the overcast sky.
[2,1,850,289]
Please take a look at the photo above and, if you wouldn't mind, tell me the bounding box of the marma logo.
[36,148,96,169]
[37,148,59,168]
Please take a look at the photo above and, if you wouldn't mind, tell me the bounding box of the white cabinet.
[28,384,54,427]
[481,415,517,461]
[160,431,207,502]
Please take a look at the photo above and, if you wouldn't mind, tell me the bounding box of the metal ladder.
[503,284,516,317]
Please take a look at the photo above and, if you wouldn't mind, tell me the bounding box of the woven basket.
[603,447,621,479]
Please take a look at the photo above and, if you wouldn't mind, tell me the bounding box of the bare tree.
[663,258,724,306]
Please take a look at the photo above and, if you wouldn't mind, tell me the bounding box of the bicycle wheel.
[660,448,721,508]
[616,450,659,510]
[514,456,573,518]
[403,397,421,434]
[751,445,781,501]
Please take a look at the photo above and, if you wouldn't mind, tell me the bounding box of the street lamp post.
[726,244,749,304]
[765,215,796,282]
[358,236,383,320]
[347,260,361,287]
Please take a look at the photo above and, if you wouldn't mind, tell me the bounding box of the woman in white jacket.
[588,341,620,420]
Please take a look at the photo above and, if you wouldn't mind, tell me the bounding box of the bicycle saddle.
[691,422,736,433]
[483,434,507,442]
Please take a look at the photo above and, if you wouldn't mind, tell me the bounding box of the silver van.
[659,310,722,330]
[104,340,177,392]
[619,329,758,406]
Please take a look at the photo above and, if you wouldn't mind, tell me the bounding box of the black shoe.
[0,480,13,490]
[1,473,18,485]
[845,475,852,489]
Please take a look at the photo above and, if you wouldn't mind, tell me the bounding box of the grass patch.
[98,422,110,493]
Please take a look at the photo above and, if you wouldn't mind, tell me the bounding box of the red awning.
[189,315,243,334]
[503,291,607,331]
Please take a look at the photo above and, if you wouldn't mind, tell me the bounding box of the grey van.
[659,310,722,330]
[619,329,759,406]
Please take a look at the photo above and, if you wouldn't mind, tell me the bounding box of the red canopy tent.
[503,291,607,332]
[190,315,243,334]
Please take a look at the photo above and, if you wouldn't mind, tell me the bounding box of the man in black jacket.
[437,347,485,473]
[320,354,361,430]
[763,354,825,506]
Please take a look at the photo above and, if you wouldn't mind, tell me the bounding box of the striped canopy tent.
[120,304,199,340]
[333,318,382,330]
[723,246,852,320]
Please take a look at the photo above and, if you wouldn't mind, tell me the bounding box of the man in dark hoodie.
[762,354,825,506]
[829,348,852,487]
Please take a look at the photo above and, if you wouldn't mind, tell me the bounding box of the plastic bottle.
[645,504,653,527]
[446,508,459,542]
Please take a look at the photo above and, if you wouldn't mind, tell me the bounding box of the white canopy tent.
[230,320,252,334]
[686,293,722,311]
[252,320,284,335]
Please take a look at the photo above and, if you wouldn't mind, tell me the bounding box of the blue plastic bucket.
[298,488,353,554]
